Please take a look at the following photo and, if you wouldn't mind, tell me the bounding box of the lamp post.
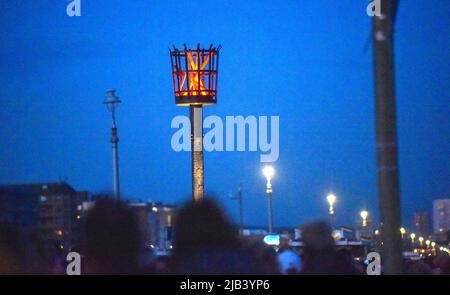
[360,210,369,227]
[372,0,402,274]
[262,166,274,234]
[326,193,337,228]
[400,227,406,239]
[169,44,221,202]
[230,184,244,235]
[104,89,121,200]
[410,233,416,243]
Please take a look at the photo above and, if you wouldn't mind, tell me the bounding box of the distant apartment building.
[413,211,430,236]
[433,199,450,234]
[0,182,87,250]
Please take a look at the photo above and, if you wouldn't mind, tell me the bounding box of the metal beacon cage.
[169,44,221,202]
[170,44,221,106]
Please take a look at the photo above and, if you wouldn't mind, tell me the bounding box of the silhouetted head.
[301,220,335,253]
[0,223,25,274]
[173,198,240,258]
[0,223,57,274]
[81,198,141,274]
[433,254,450,275]
[278,235,291,252]
[404,260,432,275]
[242,239,279,275]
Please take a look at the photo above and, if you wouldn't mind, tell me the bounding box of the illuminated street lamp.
[104,89,121,200]
[326,193,337,228]
[431,242,436,249]
[360,210,369,227]
[418,236,424,246]
[425,240,431,248]
[410,233,416,243]
[169,44,221,202]
[262,165,275,233]
[400,227,406,239]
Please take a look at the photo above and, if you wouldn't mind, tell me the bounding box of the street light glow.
[360,210,368,227]
[262,165,275,180]
[326,193,336,206]
[360,210,368,220]
[261,165,275,234]
[326,193,337,228]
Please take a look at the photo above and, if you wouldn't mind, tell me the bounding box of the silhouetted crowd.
[1,198,449,275]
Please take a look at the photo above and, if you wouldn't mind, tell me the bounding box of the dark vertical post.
[267,191,273,234]
[329,212,335,230]
[111,122,120,200]
[238,185,244,235]
[190,105,204,202]
[372,0,402,274]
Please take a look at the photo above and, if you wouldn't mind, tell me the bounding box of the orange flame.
[177,52,211,96]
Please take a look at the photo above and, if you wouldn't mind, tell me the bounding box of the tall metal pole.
[104,89,121,201]
[267,191,273,234]
[190,105,204,202]
[372,0,402,274]
[111,116,120,200]
[265,178,273,234]
[263,168,274,234]
[329,211,335,229]
[238,185,244,235]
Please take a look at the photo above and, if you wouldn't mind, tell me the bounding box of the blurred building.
[79,198,176,252]
[0,186,40,229]
[0,182,87,250]
[356,221,375,240]
[128,202,152,247]
[333,226,356,241]
[413,211,430,236]
[148,202,176,251]
[433,199,450,234]
[242,227,268,237]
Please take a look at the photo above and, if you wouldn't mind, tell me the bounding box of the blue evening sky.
[0,0,449,228]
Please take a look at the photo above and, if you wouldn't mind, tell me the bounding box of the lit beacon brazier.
[169,44,221,202]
